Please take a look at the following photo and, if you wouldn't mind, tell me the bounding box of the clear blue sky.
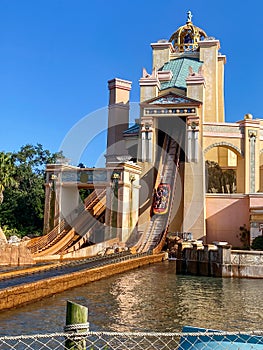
[0,0,262,167]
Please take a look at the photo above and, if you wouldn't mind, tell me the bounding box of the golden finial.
[169,11,207,52]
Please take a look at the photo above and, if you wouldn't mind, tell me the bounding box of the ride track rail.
[138,130,182,253]
[0,251,152,290]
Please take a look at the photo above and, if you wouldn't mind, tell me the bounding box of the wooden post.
[64,300,89,350]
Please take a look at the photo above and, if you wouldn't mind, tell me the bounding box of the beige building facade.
[121,11,263,247]
[44,11,263,252]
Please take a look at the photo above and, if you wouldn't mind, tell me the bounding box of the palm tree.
[0,152,17,203]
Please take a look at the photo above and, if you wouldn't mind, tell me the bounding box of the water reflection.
[0,261,262,336]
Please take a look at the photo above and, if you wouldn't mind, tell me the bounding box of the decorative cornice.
[198,39,220,49]
[157,70,173,82]
[203,124,241,135]
[108,78,132,91]
[237,118,260,128]
[150,41,174,51]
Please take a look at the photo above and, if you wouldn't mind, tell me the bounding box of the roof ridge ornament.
[186,10,193,23]
[169,11,207,52]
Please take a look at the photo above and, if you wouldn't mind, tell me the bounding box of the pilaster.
[199,39,220,123]
[184,115,206,240]
[238,115,260,193]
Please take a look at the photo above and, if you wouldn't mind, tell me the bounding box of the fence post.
[64,300,89,350]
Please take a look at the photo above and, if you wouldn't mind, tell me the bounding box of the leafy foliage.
[206,160,236,193]
[0,152,18,203]
[238,224,250,250]
[0,144,63,237]
[251,235,263,251]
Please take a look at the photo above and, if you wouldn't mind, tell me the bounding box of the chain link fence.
[0,329,262,349]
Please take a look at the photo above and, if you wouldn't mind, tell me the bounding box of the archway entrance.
[205,145,242,193]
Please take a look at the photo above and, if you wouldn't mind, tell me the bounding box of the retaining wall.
[0,253,165,311]
[176,244,263,278]
[0,242,35,266]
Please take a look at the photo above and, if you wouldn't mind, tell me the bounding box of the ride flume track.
[153,136,182,254]
[134,135,169,253]
[28,189,106,255]
[138,130,181,253]
[0,251,151,290]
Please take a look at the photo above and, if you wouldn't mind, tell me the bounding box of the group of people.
[153,185,169,210]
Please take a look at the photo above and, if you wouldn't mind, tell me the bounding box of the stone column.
[119,163,141,242]
[186,116,200,162]
[140,118,153,163]
[105,163,141,243]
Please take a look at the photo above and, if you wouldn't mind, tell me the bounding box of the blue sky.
[0,0,262,167]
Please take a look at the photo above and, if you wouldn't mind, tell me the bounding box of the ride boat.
[152,183,170,215]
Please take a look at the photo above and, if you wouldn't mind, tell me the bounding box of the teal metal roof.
[123,123,140,136]
[160,57,203,90]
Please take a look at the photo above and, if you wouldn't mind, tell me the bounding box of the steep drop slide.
[137,130,181,253]
[27,189,106,256]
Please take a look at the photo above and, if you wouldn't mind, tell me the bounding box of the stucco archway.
[204,142,244,193]
[204,142,243,157]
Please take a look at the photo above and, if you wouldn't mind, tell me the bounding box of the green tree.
[238,224,250,250]
[251,235,263,251]
[205,160,224,193]
[0,144,63,237]
[206,160,236,193]
[0,152,17,203]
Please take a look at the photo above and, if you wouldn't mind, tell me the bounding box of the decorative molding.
[149,93,196,105]
[248,129,257,141]
[204,142,244,157]
[145,107,196,116]
[187,116,200,131]
[108,78,132,91]
[141,117,153,133]
[203,124,240,134]
[157,70,173,82]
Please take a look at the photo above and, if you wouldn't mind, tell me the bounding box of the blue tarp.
[178,326,263,349]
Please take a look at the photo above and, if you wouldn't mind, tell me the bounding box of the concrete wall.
[228,250,263,278]
[206,194,250,246]
[176,244,263,278]
[0,242,35,266]
[33,238,120,262]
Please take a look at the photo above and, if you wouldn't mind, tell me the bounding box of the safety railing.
[0,329,262,349]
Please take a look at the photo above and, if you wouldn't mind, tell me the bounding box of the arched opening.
[205,144,242,193]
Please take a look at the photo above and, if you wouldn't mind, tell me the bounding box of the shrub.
[251,235,263,251]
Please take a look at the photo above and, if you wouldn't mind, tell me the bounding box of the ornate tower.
[137,11,217,239]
